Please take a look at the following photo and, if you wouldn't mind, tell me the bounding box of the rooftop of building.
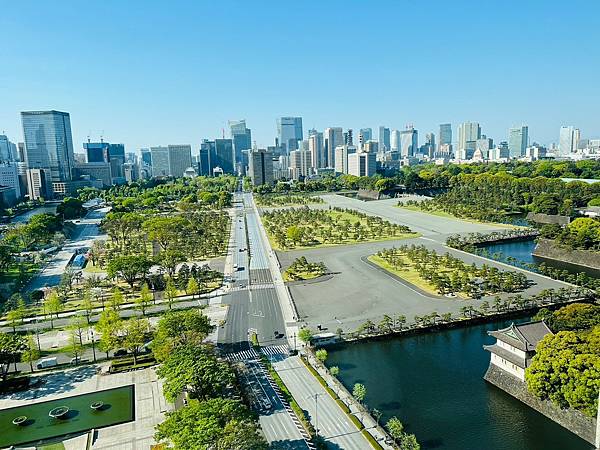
[488,321,553,352]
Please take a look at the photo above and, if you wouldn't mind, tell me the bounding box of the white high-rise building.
[150,145,192,177]
[288,149,312,180]
[458,122,481,155]
[324,127,343,168]
[334,144,357,174]
[390,129,401,153]
[347,152,376,177]
[308,132,325,169]
[400,127,418,157]
[559,126,580,156]
[508,126,528,158]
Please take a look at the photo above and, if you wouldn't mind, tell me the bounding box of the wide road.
[24,207,110,293]
[219,189,309,449]
[219,191,287,351]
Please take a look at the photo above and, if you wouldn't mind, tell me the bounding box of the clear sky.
[1,0,599,153]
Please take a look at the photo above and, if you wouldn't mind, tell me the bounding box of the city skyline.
[1,1,599,151]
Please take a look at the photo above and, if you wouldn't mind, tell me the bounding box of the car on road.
[36,357,58,370]
[114,349,127,357]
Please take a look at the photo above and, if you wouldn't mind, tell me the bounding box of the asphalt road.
[273,355,372,450]
[24,207,110,293]
[219,192,287,352]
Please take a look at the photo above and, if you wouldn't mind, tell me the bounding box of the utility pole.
[314,393,319,437]
[595,389,599,449]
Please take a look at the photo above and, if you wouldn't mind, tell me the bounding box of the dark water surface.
[326,317,592,450]
[480,239,600,279]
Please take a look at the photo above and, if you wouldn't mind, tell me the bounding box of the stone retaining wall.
[483,363,596,445]
[533,238,600,270]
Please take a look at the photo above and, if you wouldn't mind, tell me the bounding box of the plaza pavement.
[0,365,171,450]
[276,195,573,333]
[320,194,509,242]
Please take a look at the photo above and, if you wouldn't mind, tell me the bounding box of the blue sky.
[1,0,599,153]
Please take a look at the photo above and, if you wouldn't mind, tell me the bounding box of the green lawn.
[264,208,420,251]
[368,254,468,299]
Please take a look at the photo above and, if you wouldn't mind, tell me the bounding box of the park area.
[0,385,134,447]
[262,206,418,250]
[369,245,532,298]
[255,193,324,207]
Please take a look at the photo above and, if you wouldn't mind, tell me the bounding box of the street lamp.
[89,329,97,362]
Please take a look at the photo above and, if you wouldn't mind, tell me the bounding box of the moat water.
[326,317,592,450]
[479,238,600,279]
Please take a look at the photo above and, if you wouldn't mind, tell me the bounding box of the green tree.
[352,383,367,405]
[22,334,40,372]
[65,328,84,365]
[330,366,340,378]
[152,309,213,362]
[298,328,313,345]
[106,255,153,288]
[526,328,600,416]
[44,291,63,328]
[96,307,122,358]
[165,278,178,310]
[154,398,267,450]
[109,288,125,310]
[122,318,149,364]
[136,283,153,316]
[186,277,199,299]
[157,344,234,402]
[0,332,26,379]
[159,249,186,278]
[386,416,404,443]
[315,348,328,363]
[81,288,95,324]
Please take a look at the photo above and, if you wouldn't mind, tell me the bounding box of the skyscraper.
[198,140,216,176]
[214,139,235,174]
[359,128,372,149]
[439,123,452,146]
[249,149,274,186]
[508,126,528,158]
[391,129,401,153]
[150,145,192,177]
[457,122,481,155]
[84,141,109,163]
[378,126,391,152]
[308,131,324,169]
[400,127,418,157]
[559,126,580,155]
[277,117,303,153]
[229,120,252,163]
[0,135,18,162]
[21,110,75,183]
[324,127,343,168]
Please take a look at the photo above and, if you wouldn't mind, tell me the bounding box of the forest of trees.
[527,303,600,417]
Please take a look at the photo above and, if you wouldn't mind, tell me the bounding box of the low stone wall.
[483,364,596,445]
[533,238,600,270]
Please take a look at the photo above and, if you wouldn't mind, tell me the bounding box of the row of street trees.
[376,245,531,298]
[263,206,414,250]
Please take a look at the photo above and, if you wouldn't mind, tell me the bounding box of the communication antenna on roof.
[222,128,225,139]
[100,130,105,143]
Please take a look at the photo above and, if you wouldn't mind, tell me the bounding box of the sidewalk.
[304,352,395,449]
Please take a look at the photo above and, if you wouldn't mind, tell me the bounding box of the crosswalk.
[261,344,290,359]
[223,344,290,362]
[225,347,259,362]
